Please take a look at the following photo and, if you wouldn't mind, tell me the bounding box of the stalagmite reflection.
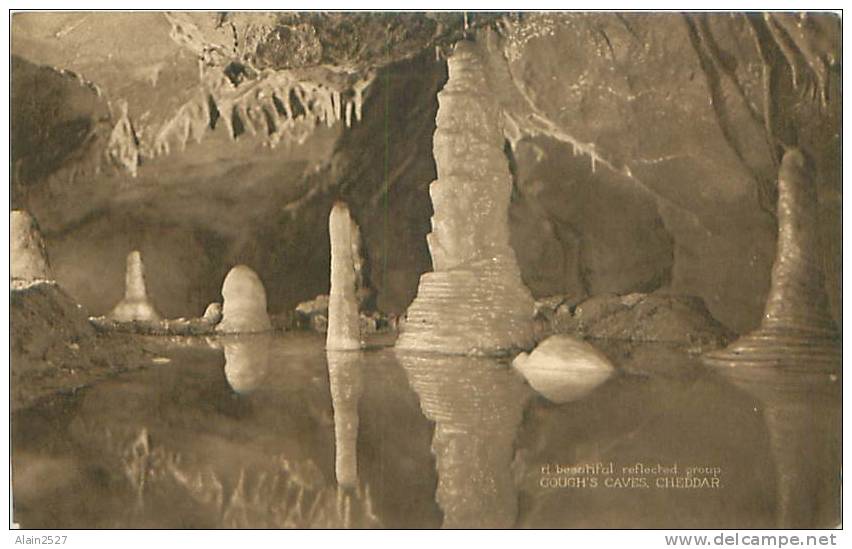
[713,368,840,528]
[396,353,532,528]
[326,351,364,488]
[222,335,274,394]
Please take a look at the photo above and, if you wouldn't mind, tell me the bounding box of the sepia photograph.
[6,6,844,536]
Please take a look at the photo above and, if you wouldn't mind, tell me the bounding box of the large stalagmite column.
[216,265,273,334]
[703,149,840,368]
[327,202,362,350]
[11,210,53,285]
[108,250,161,322]
[395,41,535,356]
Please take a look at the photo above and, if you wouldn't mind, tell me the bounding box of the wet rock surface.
[11,282,152,411]
[546,293,735,349]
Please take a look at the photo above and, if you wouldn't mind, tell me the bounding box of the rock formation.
[398,353,530,528]
[11,210,53,286]
[202,302,223,324]
[327,202,362,350]
[215,265,273,334]
[395,41,535,356]
[512,335,615,403]
[107,250,161,322]
[571,293,733,349]
[326,351,364,487]
[702,150,840,369]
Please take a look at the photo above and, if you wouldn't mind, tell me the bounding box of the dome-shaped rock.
[512,335,615,403]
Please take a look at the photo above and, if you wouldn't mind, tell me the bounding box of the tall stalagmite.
[107,250,161,322]
[702,149,840,368]
[395,41,535,356]
[327,202,362,350]
[11,210,53,285]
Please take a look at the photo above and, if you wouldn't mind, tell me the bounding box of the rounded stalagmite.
[11,210,53,284]
[108,250,161,322]
[216,265,273,334]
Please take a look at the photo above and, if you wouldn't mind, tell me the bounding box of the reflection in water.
[713,366,841,528]
[397,353,531,528]
[10,333,841,529]
[326,351,364,488]
[222,335,273,393]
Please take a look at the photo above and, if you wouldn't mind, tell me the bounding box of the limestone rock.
[11,210,52,285]
[512,335,615,403]
[327,202,361,350]
[216,265,272,334]
[395,41,535,356]
[202,302,223,323]
[107,250,161,322]
[569,293,732,348]
[703,149,841,369]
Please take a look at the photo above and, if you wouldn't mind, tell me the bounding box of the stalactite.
[106,100,140,177]
[143,69,374,166]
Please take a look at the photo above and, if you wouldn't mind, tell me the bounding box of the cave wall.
[10,13,841,334]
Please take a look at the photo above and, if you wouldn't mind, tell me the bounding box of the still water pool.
[11,332,841,528]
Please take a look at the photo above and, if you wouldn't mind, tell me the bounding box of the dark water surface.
[11,332,841,528]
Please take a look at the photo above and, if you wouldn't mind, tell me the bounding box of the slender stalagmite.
[326,202,362,350]
[395,41,535,356]
[702,149,840,367]
[108,250,161,322]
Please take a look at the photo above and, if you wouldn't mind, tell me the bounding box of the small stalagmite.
[11,210,53,285]
[395,41,535,356]
[108,250,161,322]
[216,265,273,334]
[702,149,840,369]
[326,202,362,350]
